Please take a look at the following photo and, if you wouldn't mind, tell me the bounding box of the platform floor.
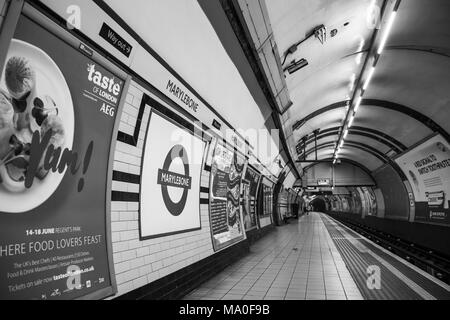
[183,212,450,300]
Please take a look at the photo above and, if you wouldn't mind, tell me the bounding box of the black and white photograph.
[0,0,449,313]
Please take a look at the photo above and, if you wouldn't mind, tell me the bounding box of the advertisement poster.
[0,16,122,299]
[330,195,340,212]
[277,189,288,220]
[262,184,273,217]
[242,181,251,230]
[259,180,273,228]
[209,142,245,251]
[241,166,260,231]
[395,135,450,225]
[140,110,205,239]
[349,187,362,215]
[361,187,377,216]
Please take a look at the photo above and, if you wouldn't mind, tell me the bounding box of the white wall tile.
[111,221,129,232]
[136,247,149,257]
[113,161,129,173]
[132,276,148,289]
[119,212,134,221]
[121,250,137,262]
[115,261,131,274]
[112,241,129,253]
[129,165,141,175]
[111,202,127,211]
[117,282,134,296]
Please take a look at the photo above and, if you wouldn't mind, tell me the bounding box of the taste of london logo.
[157,145,192,216]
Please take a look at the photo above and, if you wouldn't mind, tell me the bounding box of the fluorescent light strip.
[354,96,362,112]
[348,114,355,128]
[363,66,376,90]
[349,73,356,91]
[356,39,365,65]
[378,11,397,55]
[343,129,349,139]
[340,140,344,148]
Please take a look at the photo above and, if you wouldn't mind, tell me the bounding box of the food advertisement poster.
[0,16,122,299]
[241,166,260,231]
[395,135,450,225]
[209,142,245,251]
[140,110,205,239]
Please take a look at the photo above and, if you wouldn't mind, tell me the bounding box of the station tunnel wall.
[320,159,450,257]
[372,164,410,221]
[306,156,450,257]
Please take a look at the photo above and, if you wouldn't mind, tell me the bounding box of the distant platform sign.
[317,178,331,186]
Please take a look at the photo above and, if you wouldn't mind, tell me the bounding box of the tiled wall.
[109,80,216,298]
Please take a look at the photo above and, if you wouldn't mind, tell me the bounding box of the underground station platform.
[0,0,449,313]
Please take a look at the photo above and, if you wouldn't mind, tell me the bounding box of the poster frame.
[0,3,133,299]
[138,94,208,240]
[241,179,257,232]
[393,133,450,226]
[260,177,274,218]
[242,163,261,232]
[208,138,247,252]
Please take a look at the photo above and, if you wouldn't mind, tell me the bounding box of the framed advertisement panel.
[395,134,450,225]
[258,177,274,228]
[241,165,261,231]
[139,101,206,239]
[0,11,126,299]
[209,140,246,251]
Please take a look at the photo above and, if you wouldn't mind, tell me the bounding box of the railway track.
[327,214,450,285]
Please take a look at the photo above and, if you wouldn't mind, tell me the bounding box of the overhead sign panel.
[99,23,133,58]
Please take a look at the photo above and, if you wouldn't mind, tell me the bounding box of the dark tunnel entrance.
[310,198,326,213]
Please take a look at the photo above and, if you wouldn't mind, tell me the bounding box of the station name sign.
[317,178,331,186]
[157,169,192,189]
[166,79,199,113]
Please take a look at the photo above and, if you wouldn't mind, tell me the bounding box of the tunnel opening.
[310,197,326,213]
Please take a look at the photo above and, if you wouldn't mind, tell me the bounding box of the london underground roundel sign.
[157,145,192,216]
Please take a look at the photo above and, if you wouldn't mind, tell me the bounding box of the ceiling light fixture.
[349,73,356,91]
[356,39,365,65]
[377,11,397,55]
[314,25,327,44]
[343,129,349,139]
[348,114,355,128]
[354,96,362,112]
[285,58,309,74]
[363,66,376,90]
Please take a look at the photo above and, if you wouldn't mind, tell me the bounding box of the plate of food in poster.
[0,39,74,213]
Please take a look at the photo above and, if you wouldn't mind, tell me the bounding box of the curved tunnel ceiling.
[264,0,450,174]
